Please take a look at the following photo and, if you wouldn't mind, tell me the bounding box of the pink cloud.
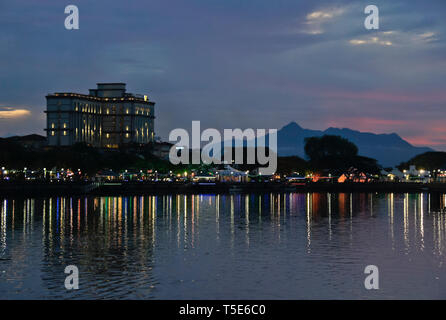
[322,89,446,104]
[326,117,410,132]
[322,117,446,150]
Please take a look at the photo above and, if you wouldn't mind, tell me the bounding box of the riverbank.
[2,181,446,196]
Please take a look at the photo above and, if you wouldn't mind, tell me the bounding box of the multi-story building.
[45,83,155,148]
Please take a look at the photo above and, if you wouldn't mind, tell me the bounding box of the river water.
[0,192,445,299]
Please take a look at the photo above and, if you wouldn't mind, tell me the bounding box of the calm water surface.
[1,192,446,299]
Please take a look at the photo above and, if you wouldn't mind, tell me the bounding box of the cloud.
[300,7,347,35]
[349,36,393,46]
[306,8,345,21]
[415,31,438,43]
[349,30,440,47]
[1,0,446,150]
[0,106,31,119]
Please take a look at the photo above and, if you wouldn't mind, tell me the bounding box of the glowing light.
[0,107,31,119]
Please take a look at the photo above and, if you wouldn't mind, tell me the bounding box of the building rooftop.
[46,83,155,105]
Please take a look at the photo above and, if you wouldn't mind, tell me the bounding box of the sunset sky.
[1,0,445,149]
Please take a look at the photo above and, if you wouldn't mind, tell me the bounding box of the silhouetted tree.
[398,152,446,171]
[276,156,308,175]
[304,135,380,174]
[305,135,358,161]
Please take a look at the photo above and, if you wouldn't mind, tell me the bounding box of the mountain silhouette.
[276,122,433,167]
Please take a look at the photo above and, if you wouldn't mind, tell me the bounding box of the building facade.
[45,83,155,148]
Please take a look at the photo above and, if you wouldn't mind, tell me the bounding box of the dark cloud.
[0,0,445,149]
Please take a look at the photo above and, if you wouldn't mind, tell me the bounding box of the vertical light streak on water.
[60,198,65,246]
[349,193,353,245]
[270,193,274,217]
[420,193,425,251]
[432,212,438,256]
[30,199,34,235]
[11,200,15,233]
[70,198,73,242]
[55,198,60,236]
[112,196,115,235]
[216,195,220,242]
[191,195,195,247]
[258,195,262,223]
[99,197,104,234]
[181,195,186,246]
[153,196,157,248]
[169,195,172,235]
[139,196,144,242]
[276,194,280,242]
[306,193,311,253]
[328,193,332,241]
[84,197,88,234]
[162,195,166,220]
[404,193,409,253]
[283,193,291,222]
[49,198,53,251]
[230,195,234,249]
[23,199,27,236]
[177,195,181,248]
[197,195,200,231]
[28,199,31,233]
[124,197,128,250]
[438,213,444,255]
[245,194,250,247]
[437,212,442,256]
[42,199,46,243]
[61,197,66,247]
[0,200,7,253]
[107,197,112,239]
[428,193,431,214]
[132,196,137,244]
[414,195,418,245]
[195,195,200,246]
[183,195,186,243]
[439,213,443,255]
[390,193,394,250]
[118,197,122,247]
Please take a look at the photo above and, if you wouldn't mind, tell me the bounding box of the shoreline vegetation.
[3,135,446,198]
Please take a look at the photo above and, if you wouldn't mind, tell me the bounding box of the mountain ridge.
[276,122,433,167]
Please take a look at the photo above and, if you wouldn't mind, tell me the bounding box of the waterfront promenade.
[2,181,446,196]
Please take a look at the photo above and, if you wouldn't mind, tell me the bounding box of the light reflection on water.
[0,192,446,299]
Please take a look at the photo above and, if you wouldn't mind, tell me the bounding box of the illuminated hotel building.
[45,83,155,148]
